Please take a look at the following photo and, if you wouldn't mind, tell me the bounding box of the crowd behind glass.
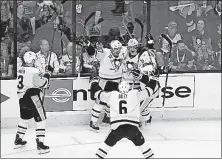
[0,0,221,78]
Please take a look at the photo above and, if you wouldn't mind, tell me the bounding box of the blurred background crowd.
[0,0,221,78]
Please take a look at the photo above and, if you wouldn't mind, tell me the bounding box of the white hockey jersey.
[122,54,140,89]
[17,67,48,98]
[98,47,128,80]
[97,88,153,130]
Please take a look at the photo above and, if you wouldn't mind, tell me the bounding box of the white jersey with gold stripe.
[98,47,128,80]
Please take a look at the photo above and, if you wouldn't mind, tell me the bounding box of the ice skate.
[102,113,110,125]
[36,138,50,155]
[146,116,152,126]
[14,134,27,149]
[89,121,99,133]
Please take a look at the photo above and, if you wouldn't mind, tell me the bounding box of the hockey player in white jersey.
[90,40,128,132]
[135,34,167,126]
[90,76,156,158]
[15,51,52,154]
[123,38,156,127]
[122,38,141,90]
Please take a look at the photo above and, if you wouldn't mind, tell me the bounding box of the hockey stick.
[122,18,133,39]
[61,0,68,4]
[42,0,68,103]
[160,33,172,117]
[42,24,57,103]
[135,18,144,43]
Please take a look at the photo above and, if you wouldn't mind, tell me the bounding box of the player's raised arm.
[137,75,159,101]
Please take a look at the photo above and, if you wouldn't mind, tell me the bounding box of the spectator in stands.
[112,0,126,14]
[192,19,212,54]
[215,39,221,70]
[53,0,64,17]
[194,39,216,70]
[59,41,86,74]
[213,39,221,70]
[59,42,72,75]
[0,41,14,77]
[34,1,57,31]
[194,1,212,18]
[76,42,84,73]
[158,21,183,66]
[168,1,197,34]
[59,11,74,42]
[17,4,33,53]
[0,43,10,77]
[207,0,221,17]
[160,21,182,54]
[1,1,12,41]
[35,39,60,75]
[170,40,195,71]
[206,0,221,52]
[105,27,125,48]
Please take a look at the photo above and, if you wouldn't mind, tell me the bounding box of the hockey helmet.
[110,40,122,57]
[127,38,139,56]
[127,38,138,47]
[118,80,130,94]
[23,51,37,65]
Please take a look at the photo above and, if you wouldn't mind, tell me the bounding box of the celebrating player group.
[15,31,168,157]
[89,35,168,158]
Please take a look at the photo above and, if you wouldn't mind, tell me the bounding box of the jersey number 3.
[119,100,127,114]
[17,75,24,89]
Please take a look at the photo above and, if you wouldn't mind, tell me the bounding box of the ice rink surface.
[1,120,221,159]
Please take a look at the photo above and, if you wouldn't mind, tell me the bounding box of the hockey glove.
[91,82,102,99]
[157,66,171,74]
[43,72,51,81]
[131,69,142,79]
[104,81,119,92]
[89,74,99,83]
[140,74,149,86]
[45,65,54,73]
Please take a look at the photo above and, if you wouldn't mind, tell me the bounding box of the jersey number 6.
[119,100,127,114]
[17,75,24,89]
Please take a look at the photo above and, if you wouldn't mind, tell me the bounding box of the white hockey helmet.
[42,1,53,6]
[118,80,130,94]
[127,38,139,56]
[138,50,157,76]
[110,40,122,57]
[127,38,138,47]
[23,51,37,65]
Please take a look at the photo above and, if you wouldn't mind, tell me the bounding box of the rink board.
[0,73,221,127]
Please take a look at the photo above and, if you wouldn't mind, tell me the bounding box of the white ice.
[1,120,221,158]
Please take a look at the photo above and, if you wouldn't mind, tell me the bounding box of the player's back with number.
[17,67,47,94]
[108,90,141,130]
